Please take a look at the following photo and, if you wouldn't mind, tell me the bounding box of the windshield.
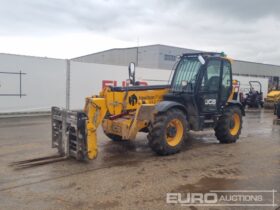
[171,56,202,92]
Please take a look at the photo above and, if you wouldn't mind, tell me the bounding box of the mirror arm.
[128,62,136,86]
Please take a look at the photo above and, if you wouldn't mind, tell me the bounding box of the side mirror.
[128,62,136,85]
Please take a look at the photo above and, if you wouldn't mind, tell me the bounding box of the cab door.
[197,58,222,113]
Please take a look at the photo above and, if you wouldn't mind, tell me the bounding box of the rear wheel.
[148,109,188,155]
[215,106,242,143]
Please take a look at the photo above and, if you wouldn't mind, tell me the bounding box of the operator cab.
[165,52,234,130]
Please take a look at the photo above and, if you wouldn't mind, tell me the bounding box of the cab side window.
[221,61,232,101]
[200,60,221,92]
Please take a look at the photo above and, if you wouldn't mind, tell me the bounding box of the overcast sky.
[0,0,280,65]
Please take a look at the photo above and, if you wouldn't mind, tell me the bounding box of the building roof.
[72,44,280,67]
[71,44,202,60]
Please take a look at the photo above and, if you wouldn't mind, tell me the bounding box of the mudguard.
[155,101,187,114]
[227,100,245,116]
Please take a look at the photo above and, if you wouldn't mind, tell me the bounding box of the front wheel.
[215,106,243,143]
[147,109,188,155]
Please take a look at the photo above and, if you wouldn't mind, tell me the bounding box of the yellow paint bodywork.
[265,90,280,103]
[102,87,168,115]
[166,118,184,146]
[228,79,240,101]
[264,90,280,108]
[83,97,108,159]
[102,104,155,140]
[229,113,241,136]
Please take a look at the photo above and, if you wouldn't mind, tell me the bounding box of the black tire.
[147,109,188,155]
[105,133,123,141]
[215,106,242,144]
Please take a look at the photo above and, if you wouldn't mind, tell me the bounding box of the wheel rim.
[166,119,183,146]
[230,113,240,136]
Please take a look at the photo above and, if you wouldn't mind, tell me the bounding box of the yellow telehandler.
[51,52,245,161]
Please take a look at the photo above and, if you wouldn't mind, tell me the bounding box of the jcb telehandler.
[52,52,245,161]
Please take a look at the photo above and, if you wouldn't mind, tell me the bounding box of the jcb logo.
[205,99,216,105]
